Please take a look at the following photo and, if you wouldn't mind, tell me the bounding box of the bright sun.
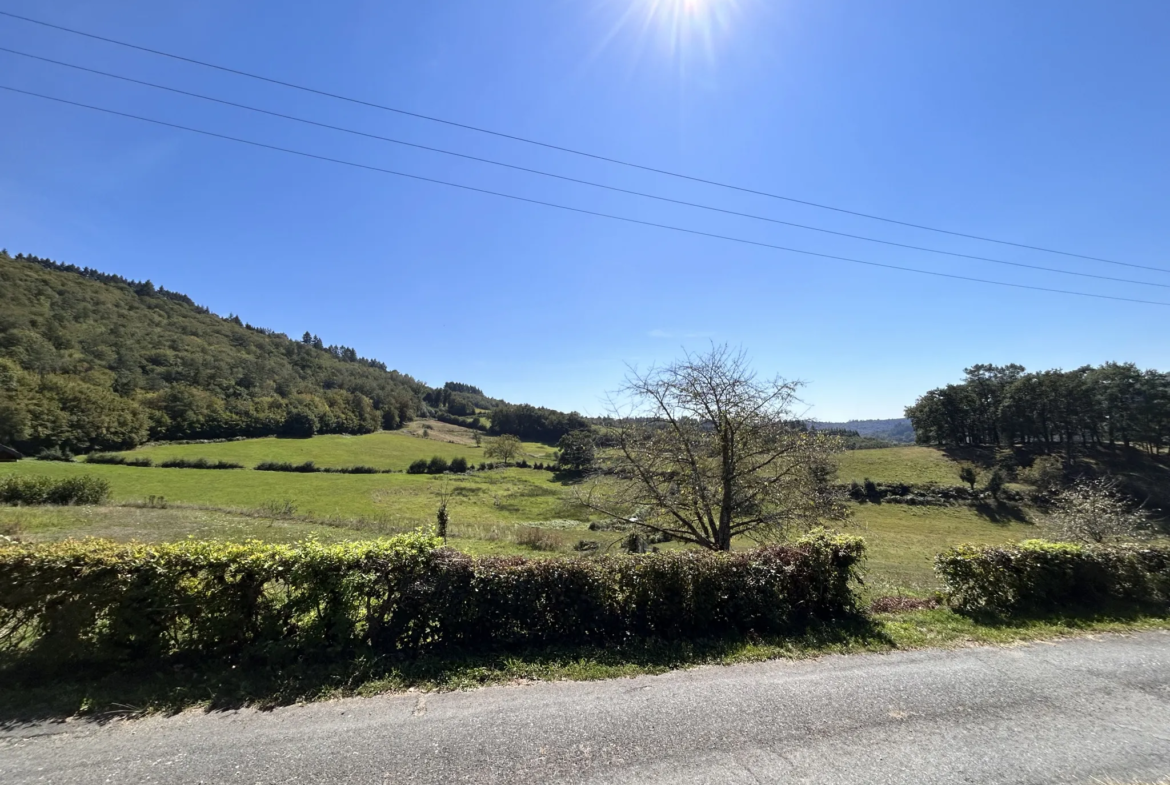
[592,0,744,71]
[636,0,741,63]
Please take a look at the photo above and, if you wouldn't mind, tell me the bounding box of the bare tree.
[485,434,522,466]
[1046,478,1153,544]
[578,345,846,551]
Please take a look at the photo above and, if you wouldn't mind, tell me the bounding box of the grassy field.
[110,423,558,471]
[1,449,1042,591]
[0,504,578,556]
[5,441,1166,721]
[836,445,966,485]
[0,443,1045,591]
[2,460,588,525]
[851,502,1034,594]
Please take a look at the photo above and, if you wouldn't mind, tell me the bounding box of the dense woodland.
[0,251,595,455]
[906,363,1170,452]
[0,251,440,454]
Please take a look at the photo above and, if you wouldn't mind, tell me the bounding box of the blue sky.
[2,0,1168,420]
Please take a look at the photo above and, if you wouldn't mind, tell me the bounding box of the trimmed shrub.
[159,458,243,470]
[936,540,1170,617]
[449,457,469,474]
[86,453,152,468]
[0,474,110,506]
[407,459,429,475]
[0,531,864,669]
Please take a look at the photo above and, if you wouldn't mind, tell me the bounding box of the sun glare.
[636,0,741,66]
[590,0,744,72]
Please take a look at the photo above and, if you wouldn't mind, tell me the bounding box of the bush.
[159,458,243,470]
[427,456,449,475]
[1019,455,1064,493]
[34,447,72,462]
[86,453,152,467]
[936,540,1170,617]
[0,531,864,669]
[0,474,110,506]
[322,465,382,475]
[448,456,469,474]
[254,461,321,473]
[407,459,429,475]
[985,468,1005,500]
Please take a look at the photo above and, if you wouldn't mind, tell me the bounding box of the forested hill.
[0,250,439,454]
[810,418,915,443]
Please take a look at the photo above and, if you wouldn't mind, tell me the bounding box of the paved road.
[3,632,1169,784]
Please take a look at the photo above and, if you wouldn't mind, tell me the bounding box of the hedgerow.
[0,474,110,506]
[255,460,321,473]
[86,453,153,467]
[936,540,1170,617]
[158,457,244,470]
[0,531,864,669]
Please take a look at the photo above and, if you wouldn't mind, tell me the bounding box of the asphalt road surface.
[3,632,1169,784]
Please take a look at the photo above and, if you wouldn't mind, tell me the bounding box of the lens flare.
[642,0,740,64]
[593,0,744,72]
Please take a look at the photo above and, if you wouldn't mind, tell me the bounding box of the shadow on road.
[0,617,892,728]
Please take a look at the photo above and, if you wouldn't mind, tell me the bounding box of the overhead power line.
[5,46,1170,287]
[2,83,1168,309]
[0,8,1156,274]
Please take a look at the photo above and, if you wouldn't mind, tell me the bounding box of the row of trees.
[906,363,1170,452]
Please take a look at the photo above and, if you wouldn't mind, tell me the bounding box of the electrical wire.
[0,8,1158,274]
[4,45,1169,288]
[2,83,1167,308]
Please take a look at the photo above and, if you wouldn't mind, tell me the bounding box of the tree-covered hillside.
[811,418,915,444]
[0,250,431,454]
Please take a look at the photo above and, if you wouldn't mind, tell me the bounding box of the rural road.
[3,633,1169,784]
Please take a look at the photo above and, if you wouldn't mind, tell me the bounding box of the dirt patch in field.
[402,419,482,446]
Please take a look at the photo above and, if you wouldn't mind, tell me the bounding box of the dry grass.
[515,526,569,552]
[402,419,483,446]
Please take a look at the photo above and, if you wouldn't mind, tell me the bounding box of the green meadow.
[2,460,583,525]
[1,441,1048,590]
[836,445,967,485]
[111,427,557,471]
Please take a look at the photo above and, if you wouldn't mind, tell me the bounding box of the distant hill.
[810,418,916,444]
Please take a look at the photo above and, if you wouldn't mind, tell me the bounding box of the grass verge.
[2,607,1166,725]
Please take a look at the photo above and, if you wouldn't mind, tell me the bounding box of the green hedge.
[0,474,110,506]
[0,531,864,669]
[936,540,1170,617]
